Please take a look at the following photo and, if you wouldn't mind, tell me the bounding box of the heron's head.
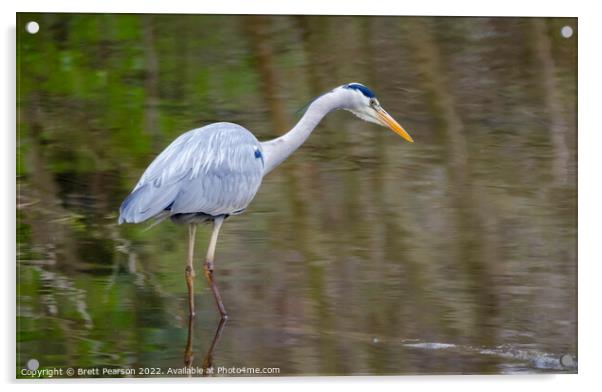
[337,82,413,143]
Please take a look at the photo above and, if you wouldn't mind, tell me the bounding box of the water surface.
[17,14,577,376]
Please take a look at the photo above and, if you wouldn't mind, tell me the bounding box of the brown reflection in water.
[406,18,502,352]
[531,19,570,185]
[243,15,288,135]
[295,17,341,374]
[244,16,338,372]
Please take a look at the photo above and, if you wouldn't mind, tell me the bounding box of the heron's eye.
[369,98,377,107]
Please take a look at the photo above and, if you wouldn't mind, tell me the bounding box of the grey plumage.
[119,122,264,224]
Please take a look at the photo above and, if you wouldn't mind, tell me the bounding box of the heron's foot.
[203,262,228,318]
[184,345,194,367]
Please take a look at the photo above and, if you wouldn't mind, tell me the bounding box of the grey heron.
[118,82,413,319]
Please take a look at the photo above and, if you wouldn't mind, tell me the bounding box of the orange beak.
[376,108,414,143]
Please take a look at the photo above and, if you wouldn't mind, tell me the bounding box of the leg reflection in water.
[184,315,195,368]
[184,316,228,375]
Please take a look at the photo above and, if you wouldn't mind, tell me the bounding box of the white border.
[6,0,583,16]
[4,0,600,390]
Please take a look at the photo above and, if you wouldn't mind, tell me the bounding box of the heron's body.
[118,83,413,318]
[119,122,264,224]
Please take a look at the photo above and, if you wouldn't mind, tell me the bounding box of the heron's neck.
[260,92,341,175]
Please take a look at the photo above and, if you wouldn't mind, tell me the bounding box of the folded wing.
[118,122,264,224]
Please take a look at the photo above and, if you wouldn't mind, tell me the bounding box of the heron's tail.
[118,183,179,224]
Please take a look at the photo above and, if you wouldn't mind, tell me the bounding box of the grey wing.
[118,122,264,224]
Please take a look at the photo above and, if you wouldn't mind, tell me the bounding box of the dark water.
[17,14,577,376]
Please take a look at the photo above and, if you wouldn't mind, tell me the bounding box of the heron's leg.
[184,313,194,370]
[203,216,228,318]
[186,224,197,317]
